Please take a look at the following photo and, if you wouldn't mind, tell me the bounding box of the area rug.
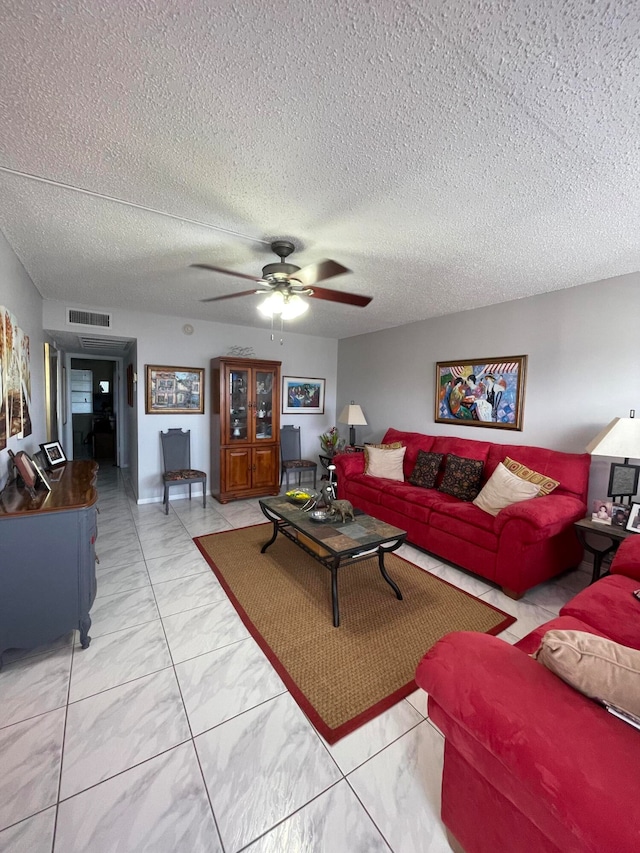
[194,524,515,743]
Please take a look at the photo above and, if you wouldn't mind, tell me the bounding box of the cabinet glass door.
[228,368,249,441]
[254,369,275,440]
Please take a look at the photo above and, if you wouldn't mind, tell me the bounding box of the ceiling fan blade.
[191,263,263,283]
[289,259,351,287]
[308,286,372,307]
[200,289,261,303]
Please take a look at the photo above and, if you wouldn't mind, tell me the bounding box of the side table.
[574,518,632,584]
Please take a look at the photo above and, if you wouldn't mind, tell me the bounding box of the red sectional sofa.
[415,535,640,853]
[334,428,590,596]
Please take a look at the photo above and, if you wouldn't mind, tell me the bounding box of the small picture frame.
[611,504,631,529]
[13,451,38,490]
[625,502,640,533]
[40,440,67,468]
[591,499,613,525]
[31,456,52,492]
[607,463,640,498]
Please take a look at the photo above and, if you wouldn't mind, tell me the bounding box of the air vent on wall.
[67,308,112,329]
[78,336,130,352]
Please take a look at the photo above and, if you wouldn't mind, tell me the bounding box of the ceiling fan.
[191,240,372,317]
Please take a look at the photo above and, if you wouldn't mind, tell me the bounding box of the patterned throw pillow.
[408,450,444,488]
[503,456,560,496]
[438,454,484,501]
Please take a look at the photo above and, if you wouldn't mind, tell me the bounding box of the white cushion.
[365,445,406,481]
[472,462,539,516]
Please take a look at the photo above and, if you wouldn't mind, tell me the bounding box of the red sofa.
[415,536,640,853]
[334,428,590,596]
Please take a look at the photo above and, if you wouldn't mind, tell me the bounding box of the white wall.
[0,229,46,489]
[43,301,339,502]
[337,271,640,506]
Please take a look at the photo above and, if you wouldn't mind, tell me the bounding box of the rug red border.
[194,524,515,744]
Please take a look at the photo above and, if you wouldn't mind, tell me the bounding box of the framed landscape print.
[145,365,204,415]
[282,376,325,414]
[435,355,527,430]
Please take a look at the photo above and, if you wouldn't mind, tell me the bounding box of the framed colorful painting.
[435,355,527,430]
[145,365,204,415]
[282,376,325,414]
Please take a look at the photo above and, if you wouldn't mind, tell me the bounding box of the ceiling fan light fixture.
[258,291,308,320]
[258,291,285,317]
[281,294,309,320]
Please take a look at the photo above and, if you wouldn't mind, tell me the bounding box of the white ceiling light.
[258,291,309,320]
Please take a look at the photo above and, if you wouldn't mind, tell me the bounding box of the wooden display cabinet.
[211,357,281,502]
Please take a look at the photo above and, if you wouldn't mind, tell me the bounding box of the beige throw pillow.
[534,630,640,717]
[503,456,560,496]
[363,441,403,467]
[473,462,539,516]
[365,445,406,481]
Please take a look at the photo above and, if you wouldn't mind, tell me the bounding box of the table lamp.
[586,411,640,502]
[338,401,367,447]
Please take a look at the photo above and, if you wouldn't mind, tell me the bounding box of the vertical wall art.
[0,307,5,450]
[0,306,33,447]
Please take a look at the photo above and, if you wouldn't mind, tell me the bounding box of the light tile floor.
[0,467,590,853]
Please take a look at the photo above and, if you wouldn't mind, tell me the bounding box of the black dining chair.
[160,428,207,514]
[280,425,317,490]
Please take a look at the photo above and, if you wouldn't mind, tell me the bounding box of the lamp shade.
[586,418,640,459]
[338,403,367,426]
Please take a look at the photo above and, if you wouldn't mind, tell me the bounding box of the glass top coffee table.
[259,496,407,627]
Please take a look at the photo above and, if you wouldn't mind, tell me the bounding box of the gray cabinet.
[0,461,98,663]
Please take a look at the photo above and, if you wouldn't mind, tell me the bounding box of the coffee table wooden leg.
[331,562,340,627]
[378,550,403,600]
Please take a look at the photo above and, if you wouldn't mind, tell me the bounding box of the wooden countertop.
[0,460,98,516]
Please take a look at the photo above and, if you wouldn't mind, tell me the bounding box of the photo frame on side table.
[145,365,204,415]
[31,456,52,492]
[625,503,640,533]
[282,376,325,414]
[40,440,67,468]
[13,451,38,493]
[435,355,527,430]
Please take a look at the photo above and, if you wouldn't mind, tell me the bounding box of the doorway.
[69,357,119,465]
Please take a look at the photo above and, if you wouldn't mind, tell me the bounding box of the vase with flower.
[319,427,346,457]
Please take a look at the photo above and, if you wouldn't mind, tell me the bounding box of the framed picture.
[145,365,204,415]
[607,463,640,497]
[40,440,67,467]
[31,456,52,492]
[591,499,612,525]
[435,355,527,430]
[625,502,640,533]
[282,376,325,414]
[13,450,38,489]
[611,503,631,528]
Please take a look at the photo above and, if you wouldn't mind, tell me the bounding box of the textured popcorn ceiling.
[1,0,640,339]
